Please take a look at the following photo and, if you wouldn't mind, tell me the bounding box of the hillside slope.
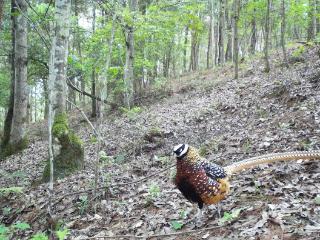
[1,45,320,239]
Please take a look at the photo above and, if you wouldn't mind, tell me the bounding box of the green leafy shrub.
[0,187,23,196]
[120,106,142,119]
[55,228,70,240]
[77,195,89,215]
[30,232,48,240]
[145,183,161,206]
[292,45,305,57]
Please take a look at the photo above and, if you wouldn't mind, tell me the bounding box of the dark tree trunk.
[281,0,289,67]
[264,0,271,72]
[2,0,16,154]
[233,0,240,79]
[250,8,257,54]
[183,27,189,72]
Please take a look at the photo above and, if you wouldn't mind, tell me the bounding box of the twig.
[66,99,101,140]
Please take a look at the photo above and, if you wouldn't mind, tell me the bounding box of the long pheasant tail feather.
[224,150,320,175]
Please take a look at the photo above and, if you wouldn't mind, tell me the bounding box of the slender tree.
[218,0,225,65]
[250,7,257,54]
[42,0,84,181]
[307,0,317,40]
[123,0,137,108]
[91,5,97,117]
[0,0,4,29]
[264,0,271,72]
[233,0,240,79]
[281,0,289,67]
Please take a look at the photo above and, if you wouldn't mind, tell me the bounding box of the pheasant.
[173,143,320,218]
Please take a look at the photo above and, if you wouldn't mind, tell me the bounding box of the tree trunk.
[1,0,16,159]
[250,8,257,54]
[183,27,188,72]
[12,0,29,137]
[207,0,213,69]
[91,6,97,117]
[123,0,136,108]
[316,0,320,34]
[190,30,199,71]
[264,0,271,73]
[307,0,317,40]
[281,0,289,67]
[225,0,232,62]
[218,0,225,65]
[43,78,49,119]
[1,0,29,158]
[43,0,84,182]
[0,0,4,29]
[214,21,219,65]
[233,0,240,79]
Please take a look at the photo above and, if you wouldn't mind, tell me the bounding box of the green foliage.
[55,228,70,240]
[77,195,89,215]
[30,232,49,240]
[42,112,84,182]
[0,187,23,196]
[0,224,9,240]
[0,137,29,159]
[145,183,161,205]
[2,207,12,216]
[158,156,170,166]
[314,196,320,205]
[292,45,305,57]
[170,220,184,230]
[218,208,242,225]
[0,221,31,240]
[242,139,252,154]
[0,70,10,108]
[120,106,142,119]
[12,221,30,230]
[52,113,69,139]
[114,154,126,164]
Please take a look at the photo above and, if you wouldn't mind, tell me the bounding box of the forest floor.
[1,44,320,240]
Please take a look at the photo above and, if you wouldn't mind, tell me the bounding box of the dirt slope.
[0,45,320,239]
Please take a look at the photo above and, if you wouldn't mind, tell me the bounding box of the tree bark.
[250,8,257,54]
[214,21,219,65]
[1,0,16,156]
[225,0,232,62]
[91,6,97,117]
[207,0,213,69]
[123,0,136,108]
[264,0,271,73]
[307,0,317,40]
[8,0,28,151]
[218,0,225,65]
[0,0,4,30]
[281,0,289,67]
[43,0,84,182]
[183,27,188,72]
[233,0,239,79]
[190,30,199,71]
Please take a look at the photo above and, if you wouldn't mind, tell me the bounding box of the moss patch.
[0,137,28,160]
[42,113,84,182]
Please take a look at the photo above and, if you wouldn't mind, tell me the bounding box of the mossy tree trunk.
[42,0,84,182]
[1,0,29,159]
